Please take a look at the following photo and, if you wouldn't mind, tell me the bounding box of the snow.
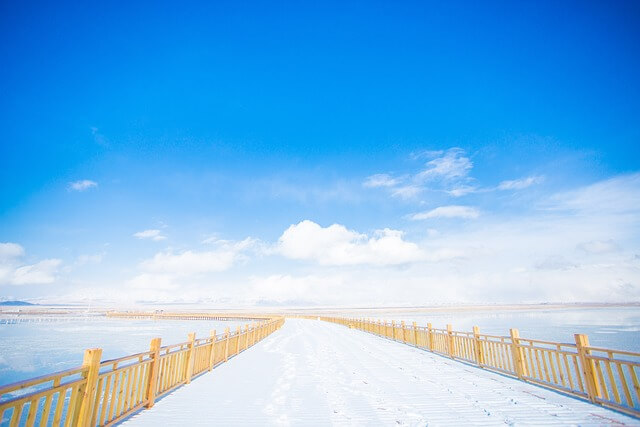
[121,319,639,426]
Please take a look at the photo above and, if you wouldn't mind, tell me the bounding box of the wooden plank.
[90,376,104,427]
[40,391,54,427]
[605,359,621,404]
[25,397,38,427]
[64,384,81,427]
[629,365,640,404]
[616,362,633,408]
[541,349,551,383]
[99,374,113,426]
[596,360,609,401]
[113,370,125,420]
[9,404,22,427]
[52,387,67,427]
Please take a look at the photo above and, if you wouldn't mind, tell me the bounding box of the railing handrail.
[0,366,87,398]
[317,315,640,419]
[0,314,285,426]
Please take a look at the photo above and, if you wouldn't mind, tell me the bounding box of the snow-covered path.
[121,319,638,426]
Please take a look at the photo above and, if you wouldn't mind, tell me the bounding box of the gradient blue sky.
[1,1,639,306]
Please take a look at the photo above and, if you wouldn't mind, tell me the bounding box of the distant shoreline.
[0,301,638,316]
[282,302,640,314]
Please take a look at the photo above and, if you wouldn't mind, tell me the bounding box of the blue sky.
[1,1,639,306]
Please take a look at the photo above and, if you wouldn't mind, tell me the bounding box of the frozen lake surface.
[0,315,247,385]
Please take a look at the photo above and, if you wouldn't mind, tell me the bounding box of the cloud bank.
[276,220,425,266]
[0,243,62,286]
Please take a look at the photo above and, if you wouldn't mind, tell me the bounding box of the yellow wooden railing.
[0,315,284,426]
[319,316,640,418]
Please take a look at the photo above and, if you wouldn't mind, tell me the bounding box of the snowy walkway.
[122,319,638,426]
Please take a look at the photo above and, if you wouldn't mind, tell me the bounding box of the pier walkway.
[122,319,637,426]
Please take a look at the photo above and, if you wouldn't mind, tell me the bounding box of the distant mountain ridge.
[0,300,36,306]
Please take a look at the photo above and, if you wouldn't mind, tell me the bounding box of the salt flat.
[121,319,639,426]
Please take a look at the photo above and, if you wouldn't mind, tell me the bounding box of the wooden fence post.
[185,332,196,384]
[427,323,433,351]
[575,333,601,402]
[208,330,216,371]
[75,348,102,427]
[401,321,407,343]
[146,338,162,408]
[473,326,484,366]
[510,329,526,379]
[235,326,241,354]
[447,324,454,358]
[251,322,256,346]
[224,327,230,362]
[391,321,396,340]
[412,322,418,346]
[244,324,250,350]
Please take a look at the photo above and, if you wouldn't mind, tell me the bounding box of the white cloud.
[139,238,256,275]
[0,243,62,286]
[498,175,544,190]
[11,259,62,285]
[364,148,474,201]
[276,220,425,266]
[415,148,472,182]
[410,205,480,220]
[447,185,477,197]
[133,229,167,241]
[546,173,640,214]
[68,180,98,191]
[363,174,403,188]
[387,174,640,303]
[0,243,25,258]
[409,149,444,160]
[18,173,640,306]
[391,185,422,199]
[201,235,229,245]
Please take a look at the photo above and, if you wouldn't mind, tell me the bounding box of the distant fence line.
[0,317,95,325]
[317,316,640,418]
[0,314,285,426]
[105,311,273,322]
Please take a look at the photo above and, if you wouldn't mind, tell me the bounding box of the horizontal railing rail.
[317,316,640,419]
[0,315,284,426]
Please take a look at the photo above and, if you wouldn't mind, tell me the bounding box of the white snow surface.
[121,319,639,426]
